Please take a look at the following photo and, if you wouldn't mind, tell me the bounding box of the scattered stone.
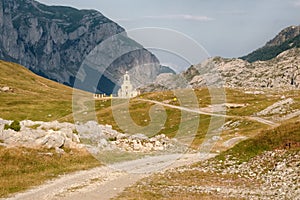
[55,147,65,155]
[224,103,246,108]
[0,86,13,93]
[174,149,300,199]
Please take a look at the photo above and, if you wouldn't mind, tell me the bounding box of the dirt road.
[4,153,215,200]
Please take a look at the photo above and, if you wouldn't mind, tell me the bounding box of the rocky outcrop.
[0,119,181,154]
[187,48,300,89]
[0,0,172,94]
[140,73,189,92]
[256,98,294,116]
[76,121,185,154]
[0,119,82,151]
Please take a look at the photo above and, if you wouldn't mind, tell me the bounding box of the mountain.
[0,0,173,94]
[145,25,300,91]
[241,25,300,62]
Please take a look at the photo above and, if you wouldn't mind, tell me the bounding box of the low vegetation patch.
[4,120,21,132]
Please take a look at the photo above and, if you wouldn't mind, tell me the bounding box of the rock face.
[265,25,300,47]
[241,25,300,62]
[0,0,172,94]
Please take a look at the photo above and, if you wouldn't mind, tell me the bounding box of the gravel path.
[222,136,248,147]
[141,99,278,126]
[3,153,215,200]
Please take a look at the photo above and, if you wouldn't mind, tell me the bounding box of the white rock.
[42,131,65,149]
[1,86,10,92]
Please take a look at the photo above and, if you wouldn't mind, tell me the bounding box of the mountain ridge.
[146,47,300,91]
[142,25,300,91]
[0,0,172,94]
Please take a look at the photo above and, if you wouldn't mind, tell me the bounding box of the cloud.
[115,14,214,23]
[144,14,214,21]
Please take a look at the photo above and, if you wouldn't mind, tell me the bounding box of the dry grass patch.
[0,147,100,198]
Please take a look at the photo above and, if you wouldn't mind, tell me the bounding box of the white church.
[118,71,139,98]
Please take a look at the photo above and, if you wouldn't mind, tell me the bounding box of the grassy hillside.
[0,60,74,121]
[0,60,101,197]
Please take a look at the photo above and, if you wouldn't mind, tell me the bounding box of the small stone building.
[118,72,139,98]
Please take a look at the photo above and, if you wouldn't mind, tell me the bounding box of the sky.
[38,0,300,71]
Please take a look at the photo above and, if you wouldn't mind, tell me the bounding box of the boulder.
[41,130,65,149]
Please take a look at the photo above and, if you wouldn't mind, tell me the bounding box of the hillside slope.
[0,60,75,121]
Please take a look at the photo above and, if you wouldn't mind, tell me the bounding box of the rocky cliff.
[0,0,171,94]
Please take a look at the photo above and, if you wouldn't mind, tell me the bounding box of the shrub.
[4,124,10,130]
[4,120,21,132]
